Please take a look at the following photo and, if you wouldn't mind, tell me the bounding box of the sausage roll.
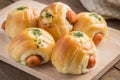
[2,6,39,38]
[8,28,55,67]
[73,12,107,45]
[51,31,96,74]
[38,2,77,41]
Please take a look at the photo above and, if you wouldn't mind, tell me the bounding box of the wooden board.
[0,1,120,80]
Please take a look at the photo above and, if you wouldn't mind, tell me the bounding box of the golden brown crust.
[5,7,39,38]
[38,2,73,41]
[51,31,96,74]
[8,28,55,66]
[73,12,107,45]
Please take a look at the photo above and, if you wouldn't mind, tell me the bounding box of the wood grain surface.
[115,61,120,70]
[100,67,120,80]
[0,0,12,10]
[0,0,120,80]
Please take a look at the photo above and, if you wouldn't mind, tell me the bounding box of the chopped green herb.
[34,40,37,42]
[98,17,102,21]
[36,45,39,48]
[33,29,40,35]
[38,41,41,44]
[32,29,41,38]
[41,10,53,18]
[89,13,102,21]
[34,39,44,48]
[29,29,45,48]
[74,32,83,37]
[17,6,27,10]
[46,12,53,18]
[40,16,43,19]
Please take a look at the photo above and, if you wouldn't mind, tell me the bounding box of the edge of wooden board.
[93,54,120,80]
[0,55,55,80]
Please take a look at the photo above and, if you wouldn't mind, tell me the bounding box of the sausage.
[66,10,77,24]
[87,55,96,69]
[1,21,6,30]
[26,55,43,67]
[93,33,103,45]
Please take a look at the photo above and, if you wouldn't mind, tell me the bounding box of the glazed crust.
[51,31,96,74]
[38,2,73,41]
[73,12,107,43]
[5,7,39,38]
[8,28,55,66]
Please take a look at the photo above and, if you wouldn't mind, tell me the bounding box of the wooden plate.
[0,1,120,80]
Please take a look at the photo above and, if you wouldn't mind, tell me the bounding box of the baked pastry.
[38,2,77,41]
[51,31,96,74]
[73,12,107,45]
[1,6,39,38]
[8,28,55,67]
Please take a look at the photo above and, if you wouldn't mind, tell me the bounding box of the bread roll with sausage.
[51,31,96,74]
[38,2,77,41]
[2,6,38,38]
[8,28,55,67]
[73,12,107,45]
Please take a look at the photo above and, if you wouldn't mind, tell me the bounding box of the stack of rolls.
[1,2,107,74]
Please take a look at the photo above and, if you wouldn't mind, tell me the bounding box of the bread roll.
[73,12,107,45]
[38,2,77,41]
[8,28,55,67]
[3,6,39,38]
[51,31,96,74]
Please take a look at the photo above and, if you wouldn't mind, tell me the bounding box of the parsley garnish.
[41,10,53,18]
[17,6,27,10]
[89,13,102,21]
[74,32,83,37]
[46,12,53,18]
[32,29,41,38]
[36,45,39,48]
